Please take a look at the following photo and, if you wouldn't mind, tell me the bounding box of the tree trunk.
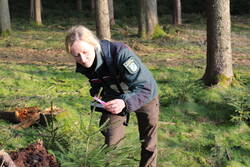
[0,0,11,36]
[203,0,233,86]
[145,0,158,37]
[91,0,95,16]
[138,0,146,38]
[172,0,182,25]
[95,0,111,40]
[30,0,35,19]
[108,0,115,25]
[76,0,82,11]
[34,0,42,25]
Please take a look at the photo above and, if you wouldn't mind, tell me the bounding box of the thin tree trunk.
[95,0,111,40]
[34,0,42,25]
[91,0,95,16]
[108,0,115,25]
[76,0,82,11]
[145,0,158,36]
[138,0,146,38]
[30,0,35,19]
[203,0,233,86]
[172,0,182,25]
[0,0,11,35]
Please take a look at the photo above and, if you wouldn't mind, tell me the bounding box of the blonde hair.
[65,25,101,53]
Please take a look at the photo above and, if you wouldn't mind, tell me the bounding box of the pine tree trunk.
[145,0,158,36]
[138,0,146,38]
[172,0,182,25]
[108,0,115,25]
[34,0,42,25]
[91,0,95,16]
[30,0,35,19]
[76,0,82,11]
[95,0,111,40]
[0,0,11,35]
[203,0,233,86]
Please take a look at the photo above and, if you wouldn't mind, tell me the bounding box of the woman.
[65,25,159,167]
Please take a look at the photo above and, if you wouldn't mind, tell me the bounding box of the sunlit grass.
[0,14,250,167]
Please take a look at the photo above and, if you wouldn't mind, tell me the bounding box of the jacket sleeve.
[89,80,102,97]
[116,48,157,112]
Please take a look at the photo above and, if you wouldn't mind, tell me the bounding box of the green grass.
[0,28,65,50]
[0,63,89,121]
[1,14,250,167]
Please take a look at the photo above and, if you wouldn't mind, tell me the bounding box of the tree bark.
[203,0,233,86]
[91,0,95,16]
[76,0,82,11]
[172,0,182,25]
[108,0,115,25]
[95,0,111,40]
[30,0,35,19]
[0,0,11,35]
[145,0,158,37]
[34,0,42,25]
[138,0,146,38]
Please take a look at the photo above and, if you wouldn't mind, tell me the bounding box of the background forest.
[0,0,250,167]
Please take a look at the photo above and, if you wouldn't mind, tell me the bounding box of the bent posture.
[65,25,159,167]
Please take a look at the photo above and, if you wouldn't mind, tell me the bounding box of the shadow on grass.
[160,96,236,126]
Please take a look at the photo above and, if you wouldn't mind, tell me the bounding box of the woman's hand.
[104,99,126,114]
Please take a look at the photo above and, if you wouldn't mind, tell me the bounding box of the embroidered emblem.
[123,57,139,74]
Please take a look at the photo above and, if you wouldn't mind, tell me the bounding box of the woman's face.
[70,40,96,68]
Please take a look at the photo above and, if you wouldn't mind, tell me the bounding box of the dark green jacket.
[76,40,158,112]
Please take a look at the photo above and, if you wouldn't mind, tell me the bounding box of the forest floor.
[0,14,250,167]
[0,15,249,67]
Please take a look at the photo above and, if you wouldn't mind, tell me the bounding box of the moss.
[138,31,147,39]
[231,78,241,87]
[0,29,11,37]
[151,25,167,39]
[30,21,43,27]
[203,73,235,87]
[225,161,247,167]
[217,74,234,88]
